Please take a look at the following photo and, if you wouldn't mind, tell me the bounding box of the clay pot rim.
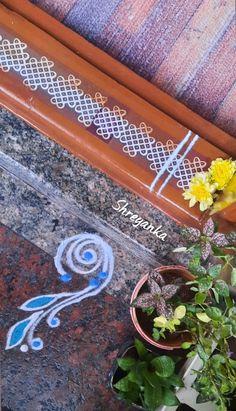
[130,265,195,350]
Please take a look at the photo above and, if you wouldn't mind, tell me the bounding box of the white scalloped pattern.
[0,35,207,189]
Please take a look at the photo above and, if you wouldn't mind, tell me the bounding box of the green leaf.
[152,328,160,341]
[221,324,232,338]
[144,382,162,411]
[212,287,220,303]
[211,354,225,366]
[196,344,209,362]
[229,359,236,369]
[135,338,148,360]
[168,374,184,387]
[117,357,136,371]
[113,376,132,392]
[231,267,236,287]
[143,369,161,387]
[151,356,175,378]
[215,280,229,297]
[195,292,207,304]
[116,386,140,405]
[206,307,222,320]
[196,312,211,323]
[208,264,222,278]
[181,341,192,349]
[188,256,200,273]
[187,351,197,358]
[225,296,234,309]
[198,277,213,292]
[127,369,142,385]
[162,388,180,406]
[188,256,206,276]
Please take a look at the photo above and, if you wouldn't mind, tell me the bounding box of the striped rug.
[32,0,236,138]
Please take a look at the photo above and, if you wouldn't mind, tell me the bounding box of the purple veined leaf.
[226,232,236,245]
[212,233,229,247]
[132,293,154,309]
[156,298,173,318]
[182,227,201,242]
[148,276,161,295]
[149,270,165,287]
[202,218,215,237]
[201,241,212,260]
[155,297,168,316]
[161,284,179,300]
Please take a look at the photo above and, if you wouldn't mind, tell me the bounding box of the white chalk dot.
[20,344,29,353]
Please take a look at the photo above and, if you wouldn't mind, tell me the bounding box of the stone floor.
[0,108,187,410]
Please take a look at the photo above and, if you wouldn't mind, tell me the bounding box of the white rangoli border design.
[6,233,114,352]
[0,35,207,191]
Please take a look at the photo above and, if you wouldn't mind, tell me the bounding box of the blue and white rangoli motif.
[6,233,114,352]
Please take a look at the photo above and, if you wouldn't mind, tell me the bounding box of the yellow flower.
[209,158,236,190]
[225,174,236,193]
[183,172,216,211]
[210,174,236,214]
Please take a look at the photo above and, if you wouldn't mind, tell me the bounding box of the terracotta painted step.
[0,4,233,228]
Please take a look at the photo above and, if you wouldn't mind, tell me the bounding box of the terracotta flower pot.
[130,265,194,350]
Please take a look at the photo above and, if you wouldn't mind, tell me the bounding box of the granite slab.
[0,223,138,411]
[0,107,184,258]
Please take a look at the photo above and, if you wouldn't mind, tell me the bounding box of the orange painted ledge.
[0,2,235,229]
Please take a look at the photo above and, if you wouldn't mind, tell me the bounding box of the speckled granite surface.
[0,107,183,259]
[0,107,186,411]
[1,224,137,411]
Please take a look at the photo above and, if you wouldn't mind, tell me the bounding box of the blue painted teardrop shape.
[8,318,31,348]
[26,296,56,309]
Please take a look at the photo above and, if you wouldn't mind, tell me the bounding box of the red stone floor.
[0,223,137,411]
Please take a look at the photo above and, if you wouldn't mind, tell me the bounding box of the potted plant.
[176,273,236,411]
[156,219,236,410]
[130,266,195,349]
[111,338,184,410]
[174,217,236,288]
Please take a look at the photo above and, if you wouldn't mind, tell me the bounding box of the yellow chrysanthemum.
[210,174,236,214]
[183,172,216,211]
[209,158,236,190]
[225,174,236,193]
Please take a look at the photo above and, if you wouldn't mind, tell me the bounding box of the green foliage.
[158,220,236,410]
[113,339,182,411]
[181,218,236,287]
